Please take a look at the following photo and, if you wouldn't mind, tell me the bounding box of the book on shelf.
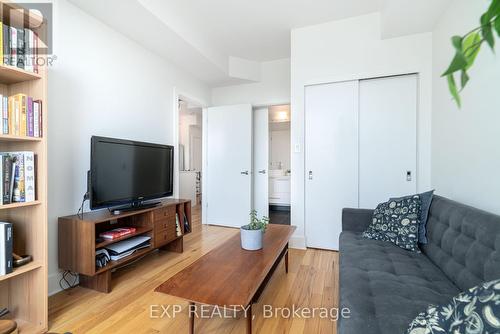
[0,222,13,275]
[2,94,42,137]
[183,213,190,233]
[1,23,9,66]
[0,151,35,205]
[99,227,137,240]
[27,97,33,136]
[175,214,182,236]
[9,27,16,68]
[16,28,24,69]
[1,155,13,204]
[0,21,38,73]
[18,94,26,137]
[1,96,7,134]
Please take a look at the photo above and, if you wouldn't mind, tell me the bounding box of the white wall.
[291,13,433,248]
[212,58,291,106]
[48,0,211,295]
[432,0,500,214]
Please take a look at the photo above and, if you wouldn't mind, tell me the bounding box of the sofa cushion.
[406,278,500,334]
[339,231,460,334]
[391,190,435,244]
[362,196,421,252]
[422,196,500,291]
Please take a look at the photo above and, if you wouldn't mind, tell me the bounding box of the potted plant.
[240,210,270,250]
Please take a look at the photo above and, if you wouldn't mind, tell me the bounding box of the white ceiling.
[138,0,383,62]
[67,0,452,86]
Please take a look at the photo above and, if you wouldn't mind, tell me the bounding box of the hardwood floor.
[48,207,339,334]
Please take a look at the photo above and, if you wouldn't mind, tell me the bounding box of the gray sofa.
[338,195,500,334]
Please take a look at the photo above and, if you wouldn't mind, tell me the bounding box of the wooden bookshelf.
[0,134,43,142]
[0,64,42,84]
[0,261,42,282]
[0,2,48,333]
[0,200,41,210]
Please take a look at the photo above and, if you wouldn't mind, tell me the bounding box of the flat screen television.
[89,136,174,210]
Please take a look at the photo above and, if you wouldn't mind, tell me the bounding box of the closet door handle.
[258,169,266,174]
[241,170,249,175]
[308,171,313,180]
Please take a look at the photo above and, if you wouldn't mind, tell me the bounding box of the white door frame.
[253,107,269,217]
[172,87,207,215]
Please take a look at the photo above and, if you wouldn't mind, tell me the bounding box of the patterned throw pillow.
[391,190,434,244]
[407,279,500,334]
[362,196,421,252]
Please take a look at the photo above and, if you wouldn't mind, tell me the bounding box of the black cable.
[77,191,89,219]
[59,270,78,291]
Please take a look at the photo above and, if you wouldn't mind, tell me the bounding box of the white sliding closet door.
[359,75,418,208]
[205,104,253,228]
[305,81,359,250]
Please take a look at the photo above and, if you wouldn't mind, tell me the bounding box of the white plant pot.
[240,227,264,250]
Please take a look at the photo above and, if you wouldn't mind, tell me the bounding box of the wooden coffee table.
[155,224,296,333]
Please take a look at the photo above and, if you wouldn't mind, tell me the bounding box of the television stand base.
[110,201,160,215]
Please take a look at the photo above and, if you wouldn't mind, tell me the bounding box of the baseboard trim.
[289,235,306,250]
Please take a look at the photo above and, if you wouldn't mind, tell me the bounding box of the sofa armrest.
[342,208,374,233]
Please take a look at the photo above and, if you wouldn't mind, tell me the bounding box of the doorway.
[253,105,291,225]
[178,97,203,210]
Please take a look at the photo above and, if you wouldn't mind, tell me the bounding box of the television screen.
[90,136,174,210]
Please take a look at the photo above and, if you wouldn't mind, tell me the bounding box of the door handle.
[258,169,266,174]
[406,171,412,182]
[308,171,313,180]
[241,171,249,175]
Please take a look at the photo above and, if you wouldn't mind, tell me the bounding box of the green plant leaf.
[495,16,500,36]
[462,32,482,69]
[486,0,500,21]
[481,14,495,50]
[461,70,470,89]
[447,74,461,108]
[452,35,463,50]
[442,51,468,76]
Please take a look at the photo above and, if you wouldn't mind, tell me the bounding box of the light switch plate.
[294,144,301,153]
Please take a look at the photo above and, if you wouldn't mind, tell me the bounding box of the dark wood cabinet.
[58,199,191,293]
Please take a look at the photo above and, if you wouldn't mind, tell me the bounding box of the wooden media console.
[58,199,191,293]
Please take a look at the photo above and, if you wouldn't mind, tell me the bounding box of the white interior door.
[253,107,269,217]
[205,104,253,228]
[359,75,418,208]
[305,81,359,250]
